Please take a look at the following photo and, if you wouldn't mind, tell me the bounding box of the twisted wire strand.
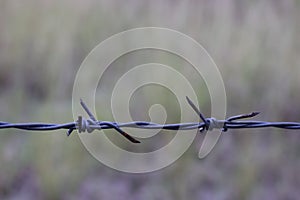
[1,96,300,143]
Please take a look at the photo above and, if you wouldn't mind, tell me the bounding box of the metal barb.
[80,99,97,122]
[185,96,209,131]
[79,99,140,143]
[227,112,260,121]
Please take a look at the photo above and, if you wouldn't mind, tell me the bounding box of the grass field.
[0,0,300,199]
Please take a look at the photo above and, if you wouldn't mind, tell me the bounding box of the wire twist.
[1,96,300,143]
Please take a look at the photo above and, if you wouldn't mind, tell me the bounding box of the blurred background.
[0,0,300,199]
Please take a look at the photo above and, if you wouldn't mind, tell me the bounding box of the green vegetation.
[0,0,299,199]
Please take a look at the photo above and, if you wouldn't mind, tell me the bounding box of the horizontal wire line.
[1,97,300,143]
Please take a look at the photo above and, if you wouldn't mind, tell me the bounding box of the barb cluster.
[1,97,300,143]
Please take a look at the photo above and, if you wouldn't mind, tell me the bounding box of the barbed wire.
[1,96,300,143]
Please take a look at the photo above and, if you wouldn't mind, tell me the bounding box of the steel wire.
[1,97,300,143]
